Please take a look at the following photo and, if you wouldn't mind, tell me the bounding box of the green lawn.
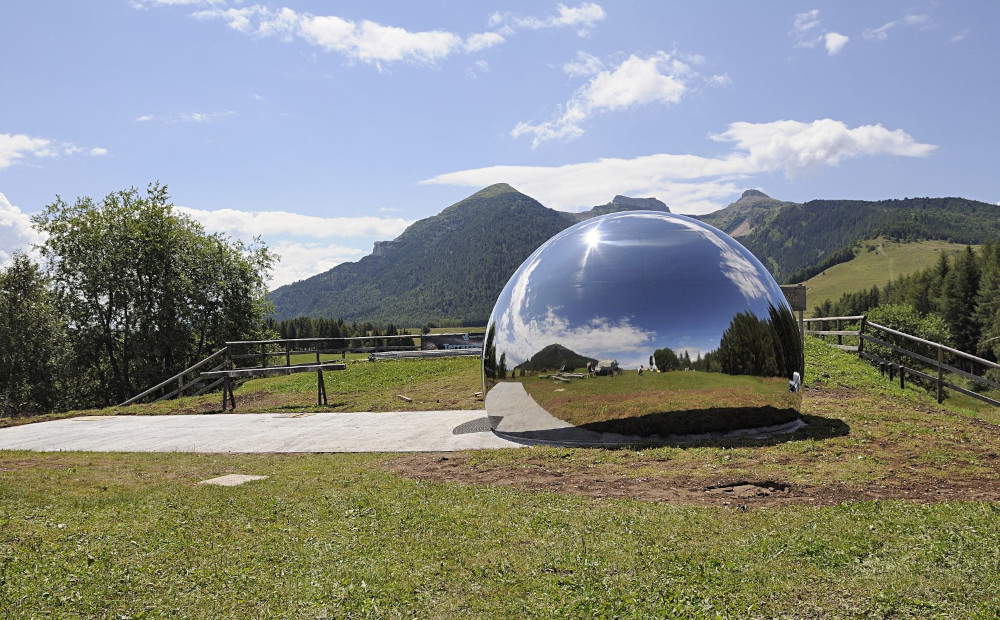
[0,356,483,429]
[803,238,971,315]
[0,449,997,618]
[1,339,999,616]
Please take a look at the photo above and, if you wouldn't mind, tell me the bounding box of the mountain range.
[269,184,1000,325]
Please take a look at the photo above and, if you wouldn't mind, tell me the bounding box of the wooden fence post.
[857,316,866,357]
[285,342,291,374]
[836,319,843,347]
[899,365,905,389]
[937,345,944,404]
[316,368,327,406]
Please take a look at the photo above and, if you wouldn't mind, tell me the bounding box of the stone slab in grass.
[198,474,268,486]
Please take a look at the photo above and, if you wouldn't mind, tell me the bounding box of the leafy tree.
[865,304,951,386]
[652,348,681,371]
[32,184,275,405]
[0,254,70,416]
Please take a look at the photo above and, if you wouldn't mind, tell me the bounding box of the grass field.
[1,339,999,616]
[0,356,483,429]
[803,238,971,315]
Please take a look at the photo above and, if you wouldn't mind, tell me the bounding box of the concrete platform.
[0,410,524,453]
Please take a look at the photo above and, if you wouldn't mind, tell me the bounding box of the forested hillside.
[816,244,1000,361]
[698,189,796,236]
[734,197,1000,282]
[269,184,671,324]
[269,184,573,324]
[270,185,1000,325]
[802,239,970,314]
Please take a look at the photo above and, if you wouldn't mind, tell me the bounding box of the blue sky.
[2,0,998,287]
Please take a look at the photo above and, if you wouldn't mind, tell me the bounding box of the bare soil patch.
[0,457,75,472]
[387,453,1000,507]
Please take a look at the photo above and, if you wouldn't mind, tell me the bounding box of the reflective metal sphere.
[483,211,803,446]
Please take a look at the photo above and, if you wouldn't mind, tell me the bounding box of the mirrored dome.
[483,211,803,446]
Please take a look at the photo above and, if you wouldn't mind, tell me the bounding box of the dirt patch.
[386,454,1000,508]
[0,458,75,472]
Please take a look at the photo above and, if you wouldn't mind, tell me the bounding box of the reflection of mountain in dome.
[514,344,597,373]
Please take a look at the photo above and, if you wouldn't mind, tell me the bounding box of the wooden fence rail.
[807,315,999,408]
[119,347,229,406]
[121,331,486,406]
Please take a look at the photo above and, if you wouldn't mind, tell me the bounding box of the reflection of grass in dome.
[519,371,798,435]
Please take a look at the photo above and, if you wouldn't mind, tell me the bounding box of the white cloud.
[790,9,821,47]
[175,205,415,288]
[268,241,366,288]
[169,3,604,67]
[495,2,607,36]
[180,111,236,123]
[824,32,849,55]
[424,118,936,213]
[133,111,236,124]
[89,147,109,156]
[950,29,969,43]
[130,0,226,7]
[864,13,934,40]
[707,73,732,86]
[0,133,56,169]
[0,193,44,266]
[0,132,104,169]
[468,59,491,78]
[300,16,461,64]
[864,21,895,40]
[513,52,692,147]
[791,9,848,55]
[464,31,505,52]
[561,51,604,77]
[193,5,465,66]
[176,206,411,240]
[903,13,932,27]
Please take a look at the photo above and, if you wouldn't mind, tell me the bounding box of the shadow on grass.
[582,409,850,448]
[498,409,850,449]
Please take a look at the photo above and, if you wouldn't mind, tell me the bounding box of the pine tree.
[942,246,981,352]
[973,243,1000,359]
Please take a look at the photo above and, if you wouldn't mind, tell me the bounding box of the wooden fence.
[805,315,1000,408]
[119,332,485,406]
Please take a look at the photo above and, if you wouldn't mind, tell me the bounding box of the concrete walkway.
[0,410,524,453]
